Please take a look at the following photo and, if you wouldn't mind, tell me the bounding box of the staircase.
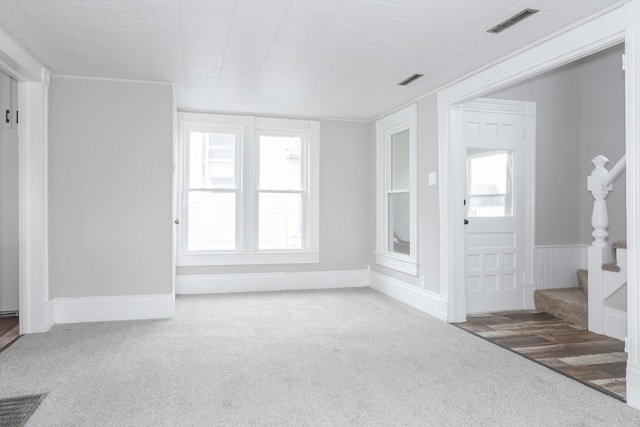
[534,270,588,329]
[533,155,627,336]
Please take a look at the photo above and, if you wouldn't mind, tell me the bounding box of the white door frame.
[438,4,625,322]
[461,98,536,315]
[438,0,640,409]
[0,27,52,333]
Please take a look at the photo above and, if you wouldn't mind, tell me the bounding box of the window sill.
[177,252,320,267]
[375,252,418,276]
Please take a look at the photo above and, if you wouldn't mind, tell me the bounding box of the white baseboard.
[604,306,627,341]
[176,269,369,295]
[53,294,175,324]
[524,282,536,310]
[44,300,55,331]
[628,362,640,410]
[369,271,448,321]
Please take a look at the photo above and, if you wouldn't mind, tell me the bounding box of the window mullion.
[242,116,256,254]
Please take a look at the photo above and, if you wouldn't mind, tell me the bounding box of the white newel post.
[587,155,612,335]
[588,155,612,246]
[626,0,640,410]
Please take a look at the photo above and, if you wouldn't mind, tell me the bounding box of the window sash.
[384,125,412,257]
[254,129,309,253]
[257,190,305,251]
[375,105,418,276]
[186,188,239,252]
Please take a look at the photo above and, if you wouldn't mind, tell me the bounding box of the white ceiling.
[0,0,624,121]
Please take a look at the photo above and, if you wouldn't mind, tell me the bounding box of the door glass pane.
[187,192,235,251]
[467,149,513,218]
[391,129,410,190]
[388,192,410,255]
[258,193,302,250]
[259,136,302,190]
[189,131,235,189]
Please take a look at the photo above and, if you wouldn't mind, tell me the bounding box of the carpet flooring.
[1,288,640,426]
[456,311,627,401]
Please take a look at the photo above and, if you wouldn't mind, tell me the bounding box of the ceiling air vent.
[397,74,424,86]
[487,8,539,34]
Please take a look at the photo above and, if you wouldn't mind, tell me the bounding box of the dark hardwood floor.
[0,316,19,353]
[456,311,626,401]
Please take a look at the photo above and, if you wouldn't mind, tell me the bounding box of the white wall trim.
[375,253,418,276]
[604,306,627,341]
[177,252,320,267]
[625,0,640,411]
[523,282,536,310]
[0,24,50,334]
[438,5,626,323]
[0,26,43,82]
[628,362,640,409]
[53,294,175,324]
[369,271,448,321]
[178,108,370,124]
[53,74,174,86]
[176,270,369,294]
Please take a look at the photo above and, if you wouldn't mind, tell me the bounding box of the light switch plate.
[428,172,436,186]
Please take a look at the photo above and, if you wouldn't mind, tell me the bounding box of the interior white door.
[464,104,527,314]
[0,72,19,312]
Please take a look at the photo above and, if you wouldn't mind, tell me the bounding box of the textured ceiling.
[0,0,624,120]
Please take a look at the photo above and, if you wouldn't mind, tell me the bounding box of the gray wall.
[489,62,583,245]
[50,77,174,298]
[177,119,374,276]
[488,43,625,246]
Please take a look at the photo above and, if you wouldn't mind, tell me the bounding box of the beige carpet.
[1,288,639,426]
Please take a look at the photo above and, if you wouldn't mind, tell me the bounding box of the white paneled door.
[463,101,527,314]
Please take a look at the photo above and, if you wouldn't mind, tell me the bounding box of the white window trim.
[176,112,320,266]
[375,104,418,276]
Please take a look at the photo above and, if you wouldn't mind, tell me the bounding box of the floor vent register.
[0,393,47,427]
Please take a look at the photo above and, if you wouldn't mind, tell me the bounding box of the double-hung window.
[375,105,418,275]
[177,113,319,266]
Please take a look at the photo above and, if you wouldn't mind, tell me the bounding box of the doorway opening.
[0,69,19,350]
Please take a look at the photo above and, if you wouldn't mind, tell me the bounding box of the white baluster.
[587,155,612,248]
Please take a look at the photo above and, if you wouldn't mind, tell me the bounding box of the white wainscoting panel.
[176,270,369,294]
[369,271,448,321]
[534,245,587,290]
[54,294,175,324]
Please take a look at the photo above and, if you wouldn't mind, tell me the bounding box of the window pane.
[467,150,513,218]
[259,136,302,190]
[187,192,235,251]
[388,192,410,255]
[391,129,410,190]
[189,131,235,189]
[259,193,302,250]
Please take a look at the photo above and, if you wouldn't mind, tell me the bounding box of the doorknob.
[464,219,469,225]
